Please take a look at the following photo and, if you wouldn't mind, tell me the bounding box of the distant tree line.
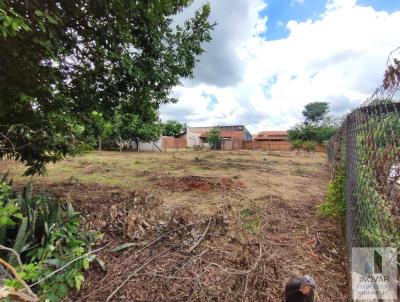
[72,114,186,152]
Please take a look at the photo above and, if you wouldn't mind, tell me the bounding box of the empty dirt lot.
[1,150,350,301]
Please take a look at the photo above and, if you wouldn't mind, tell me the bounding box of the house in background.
[187,125,252,150]
[254,131,288,141]
[243,130,289,151]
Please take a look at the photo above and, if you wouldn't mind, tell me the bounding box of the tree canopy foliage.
[289,102,336,144]
[112,112,162,144]
[162,120,184,137]
[207,127,221,150]
[302,102,329,125]
[0,0,214,174]
[288,124,336,143]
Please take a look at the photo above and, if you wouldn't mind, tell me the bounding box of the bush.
[207,127,221,150]
[318,143,346,219]
[317,169,346,218]
[303,141,317,153]
[288,124,336,143]
[290,139,303,152]
[0,177,96,301]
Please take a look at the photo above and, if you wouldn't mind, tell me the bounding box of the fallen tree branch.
[188,218,212,253]
[105,251,165,302]
[208,243,263,275]
[137,226,187,254]
[76,227,191,302]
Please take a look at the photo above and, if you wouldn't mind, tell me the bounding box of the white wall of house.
[138,138,163,151]
[187,127,212,148]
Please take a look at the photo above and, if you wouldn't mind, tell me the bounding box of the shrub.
[0,177,96,301]
[303,141,317,153]
[207,127,221,150]
[290,139,303,153]
[317,169,346,218]
[318,144,346,219]
[288,124,336,143]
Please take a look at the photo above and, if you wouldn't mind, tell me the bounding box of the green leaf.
[13,213,23,219]
[82,258,90,270]
[74,274,84,291]
[46,15,57,24]
[11,20,20,31]
[11,217,28,261]
[34,10,44,17]
[43,258,63,267]
[3,15,12,27]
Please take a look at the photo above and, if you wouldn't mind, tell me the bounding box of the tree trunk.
[98,136,102,152]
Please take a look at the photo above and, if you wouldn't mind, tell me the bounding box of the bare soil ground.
[1,150,350,301]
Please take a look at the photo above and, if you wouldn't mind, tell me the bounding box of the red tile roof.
[254,131,288,140]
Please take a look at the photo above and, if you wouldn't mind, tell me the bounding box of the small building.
[187,125,252,150]
[254,131,288,141]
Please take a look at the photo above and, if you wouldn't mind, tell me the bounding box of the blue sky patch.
[260,0,400,41]
[263,75,278,99]
[203,93,218,111]
[357,0,400,13]
[260,0,326,40]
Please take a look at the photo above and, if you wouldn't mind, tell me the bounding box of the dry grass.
[0,150,349,301]
[2,150,327,210]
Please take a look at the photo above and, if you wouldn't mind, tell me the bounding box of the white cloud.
[160,0,400,133]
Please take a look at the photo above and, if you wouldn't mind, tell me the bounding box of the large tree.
[113,111,162,144]
[0,0,214,174]
[302,101,329,125]
[289,102,336,144]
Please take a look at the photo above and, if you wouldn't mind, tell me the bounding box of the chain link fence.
[327,50,400,299]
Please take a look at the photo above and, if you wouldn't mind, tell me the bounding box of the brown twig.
[265,234,307,241]
[242,274,249,302]
[0,244,23,267]
[188,218,212,253]
[105,251,166,302]
[0,257,37,299]
[134,225,190,257]
[302,237,320,260]
[208,243,263,275]
[0,129,16,154]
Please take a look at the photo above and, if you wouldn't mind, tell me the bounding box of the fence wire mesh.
[327,50,400,291]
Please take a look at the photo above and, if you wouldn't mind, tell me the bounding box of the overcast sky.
[160,0,400,134]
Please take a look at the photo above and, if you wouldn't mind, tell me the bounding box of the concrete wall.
[138,138,163,151]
